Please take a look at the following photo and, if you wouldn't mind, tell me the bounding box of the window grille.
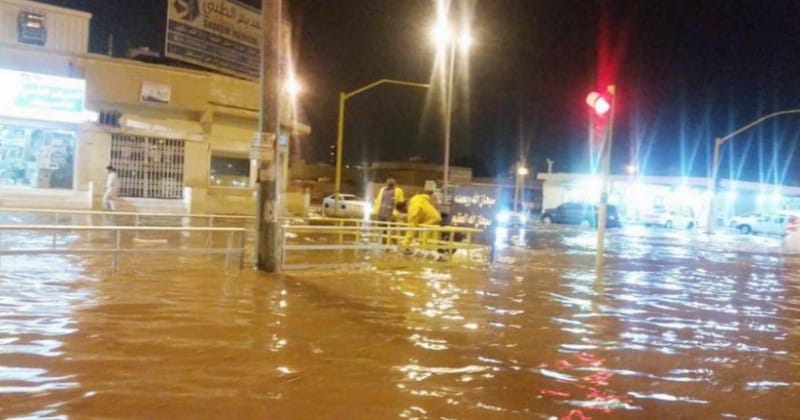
[110,134,185,199]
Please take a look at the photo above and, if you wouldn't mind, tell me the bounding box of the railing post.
[239,229,246,271]
[113,229,121,272]
[225,230,233,270]
[207,217,214,253]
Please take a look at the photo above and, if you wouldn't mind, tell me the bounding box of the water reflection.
[1,229,799,418]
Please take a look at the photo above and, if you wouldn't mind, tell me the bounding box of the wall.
[0,0,90,54]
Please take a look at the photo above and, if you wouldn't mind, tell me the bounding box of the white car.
[728,212,764,234]
[746,212,798,236]
[641,209,697,229]
[782,215,800,252]
[322,194,371,219]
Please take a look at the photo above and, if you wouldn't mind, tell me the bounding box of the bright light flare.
[626,164,637,174]
[586,92,611,115]
[458,30,472,52]
[517,166,529,176]
[285,75,302,96]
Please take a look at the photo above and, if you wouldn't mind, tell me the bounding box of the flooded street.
[2,226,800,418]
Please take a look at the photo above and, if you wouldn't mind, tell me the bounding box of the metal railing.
[0,207,255,227]
[281,217,487,270]
[0,225,247,272]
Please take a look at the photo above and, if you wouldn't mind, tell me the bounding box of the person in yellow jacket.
[372,177,405,222]
[396,193,442,248]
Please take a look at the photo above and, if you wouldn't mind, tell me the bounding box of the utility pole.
[253,0,282,271]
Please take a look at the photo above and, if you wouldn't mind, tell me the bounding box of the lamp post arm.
[718,109,800,146]
[345,79,430,99]
[333,79,430,213]
[706,108,800,234]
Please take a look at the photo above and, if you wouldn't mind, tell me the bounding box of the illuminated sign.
[0,69,86,124]
[166,0,262,79]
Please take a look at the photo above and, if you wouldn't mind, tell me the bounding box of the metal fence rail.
[0,225,247,272]
[0,207,255,226]
[281,218,487,270]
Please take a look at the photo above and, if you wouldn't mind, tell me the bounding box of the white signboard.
[0,69,85,124]
[140,81,172,104]
[165,0,262,79]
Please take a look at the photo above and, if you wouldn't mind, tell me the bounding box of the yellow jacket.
[372,185,405,219]
[406,194,441,226]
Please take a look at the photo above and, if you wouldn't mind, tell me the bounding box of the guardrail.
[281,218,487,270]
[0,207,255,227]
[0,225,247,272]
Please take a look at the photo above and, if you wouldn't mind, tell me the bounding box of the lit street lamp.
[706,108,800,233]
[431,18,472,207]
[586,85,617,268]
[333,79,430,212]
[513,162,529,213]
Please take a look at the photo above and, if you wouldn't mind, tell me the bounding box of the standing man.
[372,176,405,222]
[103,165,119,211]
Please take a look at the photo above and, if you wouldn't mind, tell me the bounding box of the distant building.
[538,172,800,226]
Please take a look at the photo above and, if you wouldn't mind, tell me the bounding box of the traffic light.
[586,92,611,116]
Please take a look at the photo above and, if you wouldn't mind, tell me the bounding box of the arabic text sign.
[166,0,261,79]
[0,69,86,124]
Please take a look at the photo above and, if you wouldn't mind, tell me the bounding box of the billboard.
[165,0,262,79]
[0,69,86,124]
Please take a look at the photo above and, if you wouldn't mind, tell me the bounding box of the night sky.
[37,0,800,184]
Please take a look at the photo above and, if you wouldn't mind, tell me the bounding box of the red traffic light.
[586,92,611,116]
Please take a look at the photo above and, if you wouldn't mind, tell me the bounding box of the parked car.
[322,194,371,219]
[641,208,697,229]
[728,212,764,234]
[745,212,798,236]
[540,202,621,228]
[782,215,800,252]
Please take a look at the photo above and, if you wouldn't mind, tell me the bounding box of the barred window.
[110,134,185,199]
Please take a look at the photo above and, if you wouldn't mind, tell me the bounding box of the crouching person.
[395,192,441,254]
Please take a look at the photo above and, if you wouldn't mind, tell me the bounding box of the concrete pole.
[254,0,282,272]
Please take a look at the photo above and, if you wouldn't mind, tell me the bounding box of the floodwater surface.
[1,227,800,418]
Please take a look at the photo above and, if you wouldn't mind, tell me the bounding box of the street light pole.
[254,0,282,272]
[442,40,456,206]
[333,79,430,212]
[705,108,800,234]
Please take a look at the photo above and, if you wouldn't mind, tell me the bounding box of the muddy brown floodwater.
[1,226,799,418]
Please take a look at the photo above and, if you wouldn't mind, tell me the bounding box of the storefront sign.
[166,0,262,79]
[140,81,172,104]
[0,69,85,124]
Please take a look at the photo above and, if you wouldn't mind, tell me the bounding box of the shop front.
[0,68,88,207]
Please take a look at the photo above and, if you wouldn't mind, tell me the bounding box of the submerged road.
[1,225,799,418]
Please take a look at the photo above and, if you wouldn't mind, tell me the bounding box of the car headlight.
[497,211,511,224]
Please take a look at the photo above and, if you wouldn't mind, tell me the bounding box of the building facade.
[0,0,308,215]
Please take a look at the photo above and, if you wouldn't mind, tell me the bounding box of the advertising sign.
[166,0,262,79]
[0,69,85,124]
[140,81,172,104]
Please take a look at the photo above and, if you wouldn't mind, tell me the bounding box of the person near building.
[372,176,405,222]
[396,192,442,252]
[103,165,119,211]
